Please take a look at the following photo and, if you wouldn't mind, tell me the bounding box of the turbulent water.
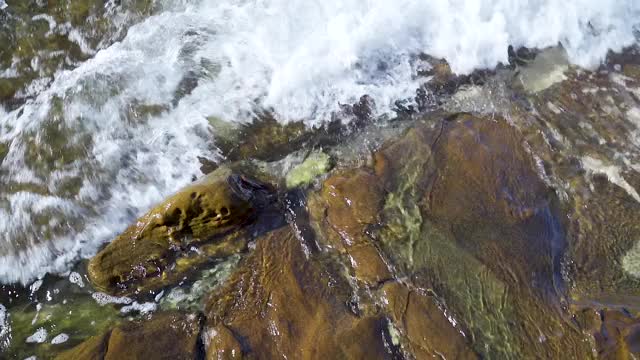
[0,0,639,284]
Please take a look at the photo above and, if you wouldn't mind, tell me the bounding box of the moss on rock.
[285,151,332,189]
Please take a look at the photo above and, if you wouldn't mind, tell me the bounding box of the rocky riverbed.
[2,45,640,359]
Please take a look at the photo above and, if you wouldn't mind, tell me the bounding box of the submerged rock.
[516,47,569,93]
[3,292,120,359]
[308,169,391,286]
[380,282,478,359]
[203,227,393,359]
[302,112,587,358]
[214,116,312,162]
[88,166,276,297]
[56,312,202,360]
[574,307,640,359]
[506,57,640,306]
[365,113,592,358]
[159,254,240,312]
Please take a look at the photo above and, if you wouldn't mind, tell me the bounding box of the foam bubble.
[0,304,11,350]
[623,240,640,278]
[25,327,47,344]
[120,302,157,315]
[50,333,69,345]
[91,292,133,306]
[68,272,85,288]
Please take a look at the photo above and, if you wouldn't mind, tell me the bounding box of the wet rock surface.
[306,113,592,358]
[87,165,276,297]
[56,312,202,360]
[379,281,478,359]
[520,64,640,305]
[79,108,637,359]
[376,114,592,358]
[308,168,391,286]
[204,226,393,359]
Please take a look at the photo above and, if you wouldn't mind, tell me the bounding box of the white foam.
[50,333,69,345]
[29,279,43,295]
[68,272,85,288]
[120,301,157,315]
[623,240,640,278]
[25,327,47,344]
[0,304,10,350]
[0,0,639,284]
[91,292,133,306]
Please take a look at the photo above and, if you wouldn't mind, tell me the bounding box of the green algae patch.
[285,151,332,189]
[5,294,120,359]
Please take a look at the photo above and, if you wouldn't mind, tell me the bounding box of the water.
[0,0,639,285]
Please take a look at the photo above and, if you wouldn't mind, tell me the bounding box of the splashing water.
[0,0,639,284]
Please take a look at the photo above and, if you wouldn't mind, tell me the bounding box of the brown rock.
[311,169,391,285]
[204,324,244,359]
[348,244,392,285]
[88,166,274,296]
[513,63,640,304]
[594,310,640,359]
[427,114,558,284]
[372,114,594,358]
[429,114,548,223]
[380,282,478,359]
[56,331,111,360]
[322,169,384,240]
[204,227,392,359]
[56,312,202,360]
